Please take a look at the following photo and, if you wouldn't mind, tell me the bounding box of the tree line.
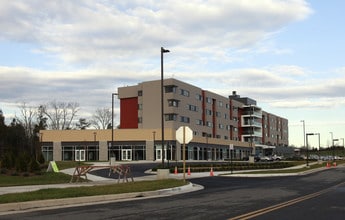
[0,101,115,172]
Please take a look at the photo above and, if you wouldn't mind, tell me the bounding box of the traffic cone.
[333,162,337,167]
[210,167,214,176]
[326,162,330,168]
[174,166,178,174]
[187,166,191,176]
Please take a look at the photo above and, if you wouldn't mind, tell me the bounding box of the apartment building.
[40,78,288,162]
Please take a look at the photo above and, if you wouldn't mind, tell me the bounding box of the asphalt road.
[2,166,345,220]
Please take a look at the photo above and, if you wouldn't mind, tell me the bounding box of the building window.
[196,119,203,125]
[180,89,190,97]
[138,117,142,123]
[226,103,230,109]
[180,116,190,123]
[226,125,231,130]
[202,132,211,137]
[187,104,198,112]
[219,101,223,107]
[138,104,143,110]
[216,111,221,117]
[165,114,177,121]
[216,135,221,139]
[42,145,53,161]
[168,99,179,107]
[206,109,212,116]
[206,97,212,103]
[224,136,228,140]
[206,121,213,127]
[165,85,177,93]
[138,90,143,96]
[219,124,224,129]
[196,94,202,101]
[224,113,228,119]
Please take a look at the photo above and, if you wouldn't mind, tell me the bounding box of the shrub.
[37,152,45,164]
[29,159,41,172]
[1,151,15,169]
[11,171,19,176]
[22,172,30,177]
[0,168,8,174]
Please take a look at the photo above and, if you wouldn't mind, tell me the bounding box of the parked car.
[242,155,260,162]
[272,155,283,161]
[260,156,273,162]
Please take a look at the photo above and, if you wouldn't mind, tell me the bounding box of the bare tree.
[42,101,79,130]
[90,107,112,129]
[16,102,37,141]
[15,102,37,155]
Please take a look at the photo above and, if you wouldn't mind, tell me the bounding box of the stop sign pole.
[176,126,193,182]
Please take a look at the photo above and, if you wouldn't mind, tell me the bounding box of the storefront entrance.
[75,149,86,161]
[121,149,132,161]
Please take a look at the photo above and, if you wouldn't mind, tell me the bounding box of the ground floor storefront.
[40,129,251,162]
[42,141,251,162]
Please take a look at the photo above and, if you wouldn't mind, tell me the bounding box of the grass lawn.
[0,179,187,204]
[0,172,73,187]
[0,161,92,187]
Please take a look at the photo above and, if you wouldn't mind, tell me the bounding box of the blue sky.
[1,0,344,148]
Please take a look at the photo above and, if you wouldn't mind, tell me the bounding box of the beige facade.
[40,128,249,162]
[40,78,287,162]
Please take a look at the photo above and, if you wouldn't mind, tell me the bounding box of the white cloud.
[0,0,312,66]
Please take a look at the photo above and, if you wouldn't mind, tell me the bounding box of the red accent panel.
[120,97,138,129]
[212,99,216,138]
[202,90,206,125]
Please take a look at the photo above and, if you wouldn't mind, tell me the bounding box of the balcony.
[242,119,262,128]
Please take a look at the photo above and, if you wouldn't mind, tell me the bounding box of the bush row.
[153,162,293,173]
[0,150,45,173]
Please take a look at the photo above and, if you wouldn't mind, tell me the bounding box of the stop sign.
[176,126,193,144]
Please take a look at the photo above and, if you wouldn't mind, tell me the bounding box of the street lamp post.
[315,133,320,159]
[111,93,118,159]
[306,133,314,167]
[161,47,170,168]
[341,138,345,158]
[330,132,335,160]
[301,120,305,148]
[332,138,339,161]
[306,133,318,167]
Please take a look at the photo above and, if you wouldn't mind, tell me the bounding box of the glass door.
[156,149,162,160]
[75,150,86,161]
[122,149,132,161]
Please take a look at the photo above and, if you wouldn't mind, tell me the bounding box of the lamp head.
[161,47,170,53]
